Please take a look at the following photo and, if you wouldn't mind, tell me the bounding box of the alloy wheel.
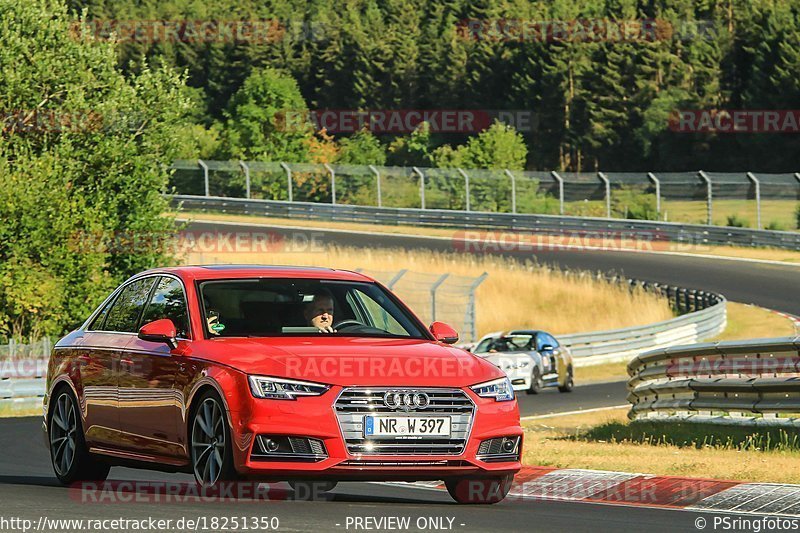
[191,397,226,486]
[50,393,78,476]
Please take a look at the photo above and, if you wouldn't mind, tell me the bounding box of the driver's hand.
[317,326,337,333]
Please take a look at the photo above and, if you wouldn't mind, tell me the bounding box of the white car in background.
[472,330,574,394]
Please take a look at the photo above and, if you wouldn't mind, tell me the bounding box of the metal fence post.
[198,159,209,197]
[457,168,470,212]
[551,171,565,215]
[598,171,611,218]
[647,172,661,217]
[430,273,450,322]
[324,163,336,204]
[413,167,425,209]
[504,169,516,213]
[369,165,381,207]
[746,172,761,229]
[387,269,407,289]
[466,272,488,342]
[239,161,250,199]
[698,171,712,225]
[280,162,293,202]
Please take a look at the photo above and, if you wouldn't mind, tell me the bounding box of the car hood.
[193,336,504,387]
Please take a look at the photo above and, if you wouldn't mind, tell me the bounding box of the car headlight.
[248,375,330,400]
[470,377,515,402]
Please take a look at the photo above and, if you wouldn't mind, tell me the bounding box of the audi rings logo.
[383,390,430,411]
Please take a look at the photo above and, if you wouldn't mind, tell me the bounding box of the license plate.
[364,416,451,437]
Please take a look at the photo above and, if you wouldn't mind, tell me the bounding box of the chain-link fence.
[0,337,53,360]
[354,269,487,343]
[171,161,800,230]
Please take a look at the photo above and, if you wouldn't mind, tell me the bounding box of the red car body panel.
[44,266,523,481]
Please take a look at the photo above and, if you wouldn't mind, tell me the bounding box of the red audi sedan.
[43,266,522,503]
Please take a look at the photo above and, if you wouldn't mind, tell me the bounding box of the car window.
[350,288,407,336]
[198,278,427,338]
[88,297,115,331]
[141,277,190,338]
[103,278,157,333]
[536,333,559,350]
[475,335,532,353]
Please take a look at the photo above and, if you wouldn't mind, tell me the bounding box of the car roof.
[135,265,376,283]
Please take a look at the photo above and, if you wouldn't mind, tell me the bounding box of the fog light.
[502,438,517,452]
[264,438,279,452]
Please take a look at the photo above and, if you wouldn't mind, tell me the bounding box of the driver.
[304,289,336,333]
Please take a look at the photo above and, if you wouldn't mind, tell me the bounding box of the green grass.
[578,421,800,452]
[0,404,40,418]
[660,199,798,230]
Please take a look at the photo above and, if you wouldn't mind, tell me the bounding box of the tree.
[220,67,313,162]
[337,128,386,165]
[0,0,192,339]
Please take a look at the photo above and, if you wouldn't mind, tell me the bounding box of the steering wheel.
[333,319,364,331]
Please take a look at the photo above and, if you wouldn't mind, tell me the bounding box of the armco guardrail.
[562,282,726,367]
[627,337,800,425]
[0,359,48,414]
[173,195,800,250]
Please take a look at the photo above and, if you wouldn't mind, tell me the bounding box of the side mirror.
[430,321,459,344]
[138,319,178,349]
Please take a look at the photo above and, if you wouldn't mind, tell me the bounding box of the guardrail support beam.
[198,159,209,197]
[280,162,293,202]
[457,168,470,212]
[369,165,381,207]
[746,172,761,229]
[551,171,565,215]
[698,170,713,225]
[647,172,661,218]
[598,171,611,218]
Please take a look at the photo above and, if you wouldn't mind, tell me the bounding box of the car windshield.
[198,278,428,339]
[474,335,533,354]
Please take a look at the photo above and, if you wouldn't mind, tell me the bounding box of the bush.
[726,214,749,228]
[765,220,785,231]
[611,187,658,220]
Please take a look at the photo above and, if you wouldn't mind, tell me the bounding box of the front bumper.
[229,385,522,481]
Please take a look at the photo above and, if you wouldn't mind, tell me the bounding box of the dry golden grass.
[523,408,800,484]
[182,245,673,337]
[576,302,798,384]
[180,211,800,264]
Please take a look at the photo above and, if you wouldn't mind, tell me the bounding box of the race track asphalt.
[0,417,728,533]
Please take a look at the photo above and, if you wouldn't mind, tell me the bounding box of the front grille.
[334,387,474,456]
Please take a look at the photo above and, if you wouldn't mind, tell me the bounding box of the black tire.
[558,366,574,393]
[445,475,514,504]
[48,388,110,485]
[289,480,338,500]
[190,389,239,487]
[526,367,543,395]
